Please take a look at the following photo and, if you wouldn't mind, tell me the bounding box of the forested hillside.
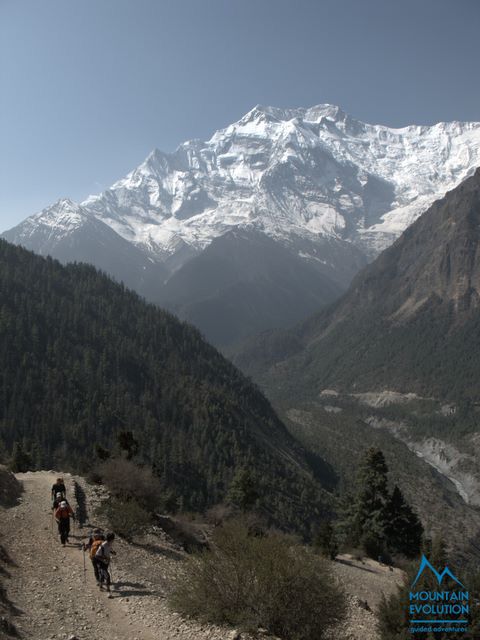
[235,168,480,402]
[0,239,333,532]
[231,170,480,561]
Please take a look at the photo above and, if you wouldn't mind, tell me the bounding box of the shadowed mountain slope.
[235,168,480,401]
[0,239,335,533]
[159,229,362,346]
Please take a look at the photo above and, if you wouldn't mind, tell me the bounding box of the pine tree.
[340,449,424,560]
[117,430,139,460]
[354,447,390,556]
[335,490,357,545]
[431,534,448,568]
[9,441,32,473]
[226,467,259,512]
[384,485,423,558]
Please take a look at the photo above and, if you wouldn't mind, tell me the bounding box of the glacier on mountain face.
[5,104,480,271]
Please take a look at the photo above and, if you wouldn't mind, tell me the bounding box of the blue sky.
[1,0,479,231]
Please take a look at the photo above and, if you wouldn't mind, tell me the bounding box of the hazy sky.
[1,0,479,231]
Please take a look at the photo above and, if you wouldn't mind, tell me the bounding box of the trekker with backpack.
[52,492,69,511]
[54,500,74,546]
[51,477,66,502]
[94,532,116,594]
[84,528,105,583]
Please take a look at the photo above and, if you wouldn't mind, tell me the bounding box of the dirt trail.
[1,470,402,640]
[2,470,158,640]
[2,470,239,640]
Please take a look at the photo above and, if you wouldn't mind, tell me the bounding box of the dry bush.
[97,458,162,512]
[155,514,208,552]
[102,498,152,541]
[205,504,270,537]
[205,503,234,526]
[170,518,345,640]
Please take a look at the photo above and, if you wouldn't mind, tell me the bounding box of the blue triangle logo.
[411,555,465,589]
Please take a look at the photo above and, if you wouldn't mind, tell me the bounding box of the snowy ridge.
[6,198,93,249]
[7,104,480,266]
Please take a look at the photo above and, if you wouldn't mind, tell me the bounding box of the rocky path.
[1,469,402,640]
[2,471,235,640]
[2,471,160,640]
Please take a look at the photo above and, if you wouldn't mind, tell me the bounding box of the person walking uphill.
[54,500,74,546]
[84,528,105,583]
[95,532,116,595]
[51,477,66,502]
[52,492,70,511]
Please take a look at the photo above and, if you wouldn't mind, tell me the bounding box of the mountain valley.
[233,170,480,562]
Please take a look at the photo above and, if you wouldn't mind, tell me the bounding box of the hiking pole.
[82,545,86,584]
[109,559,114,590]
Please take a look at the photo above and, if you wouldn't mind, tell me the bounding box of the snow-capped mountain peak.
[27,198,90,234]
[6,104,480,268]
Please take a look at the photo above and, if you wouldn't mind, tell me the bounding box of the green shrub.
[170,518,345,640]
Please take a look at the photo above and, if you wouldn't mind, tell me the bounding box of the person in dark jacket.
[51,477,66,501]
[52,492,69,511]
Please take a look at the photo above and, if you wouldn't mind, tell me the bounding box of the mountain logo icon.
[411,555,465,588]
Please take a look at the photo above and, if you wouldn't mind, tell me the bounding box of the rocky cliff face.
[338,167,480,322]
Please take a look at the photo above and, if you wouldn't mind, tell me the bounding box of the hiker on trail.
[84,527,105,551]
[84,528,105,583]
[52,492,70,511]
[51,477,66,501]
[54,500,74,546]
[94,532,116,593]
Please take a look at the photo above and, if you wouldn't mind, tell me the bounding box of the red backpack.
[55,505,71,519]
